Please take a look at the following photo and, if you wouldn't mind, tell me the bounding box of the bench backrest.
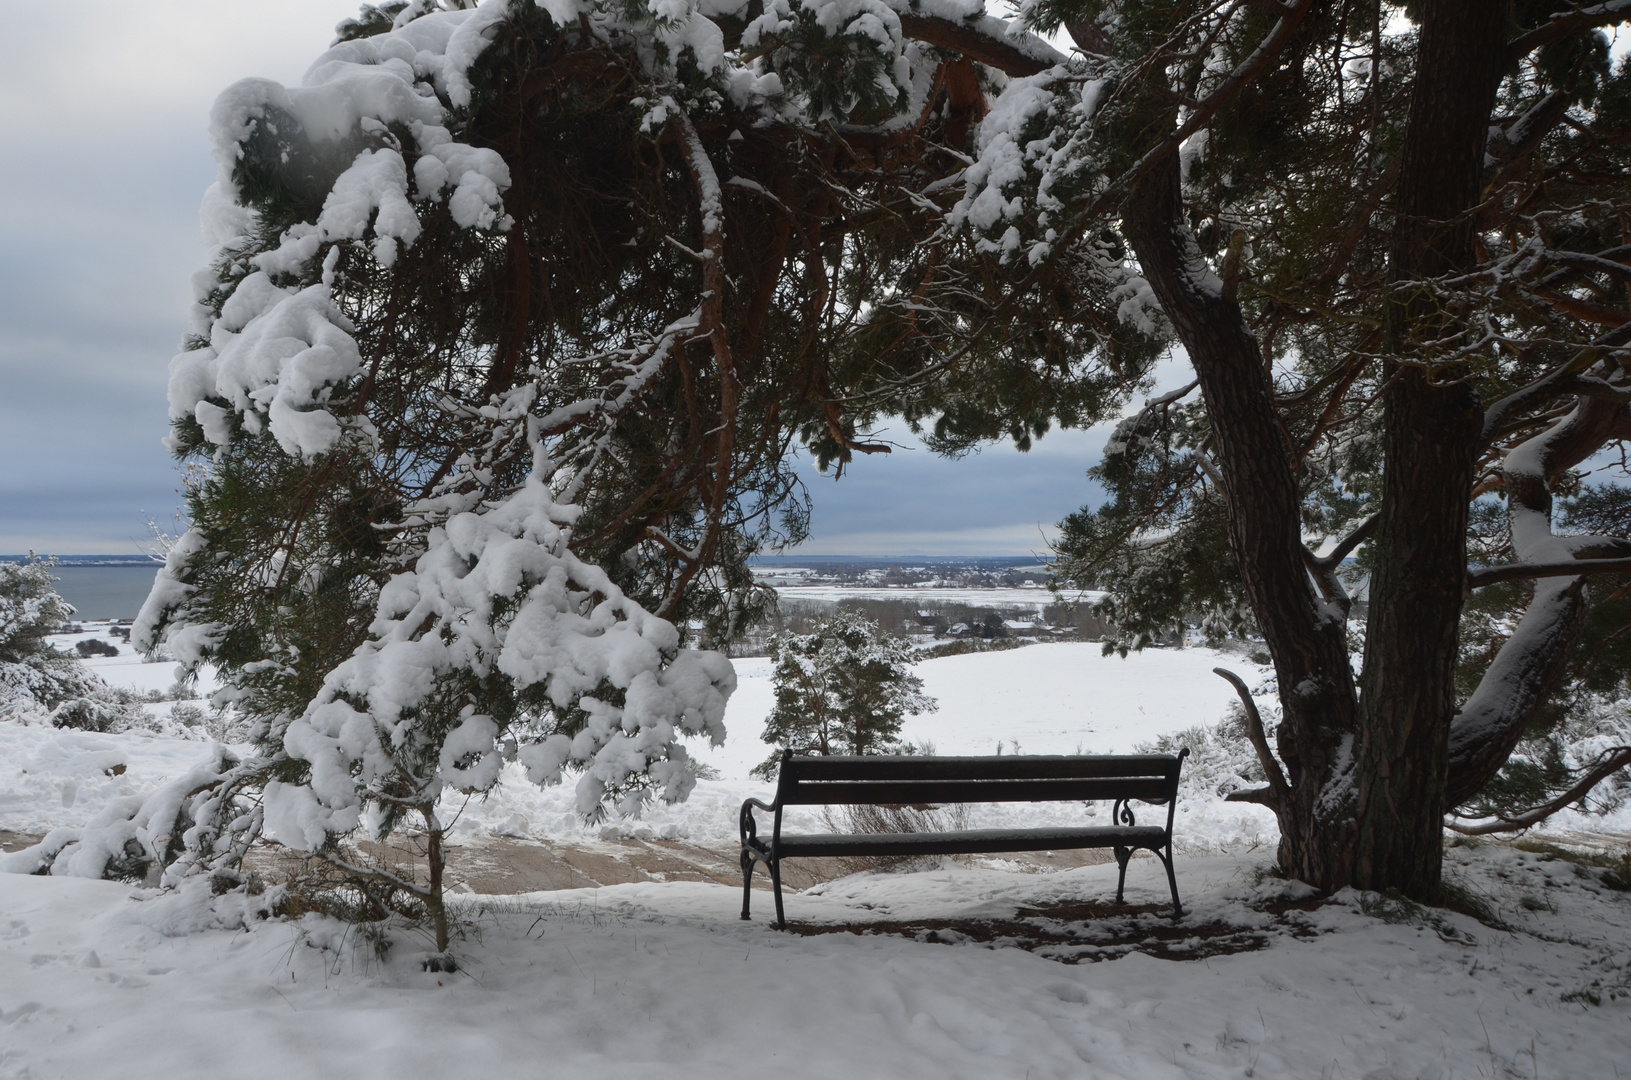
[772,752,1185,807]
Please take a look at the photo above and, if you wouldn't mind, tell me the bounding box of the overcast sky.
[0,1,1129,557]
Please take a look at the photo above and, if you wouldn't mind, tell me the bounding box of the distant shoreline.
[0,555,156,567]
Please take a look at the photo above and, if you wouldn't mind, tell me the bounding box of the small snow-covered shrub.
[0,559,73,659]
[1136,703,1278,805]
[0,560,149,732]
[1,560,95,720]
[50,694,140,733]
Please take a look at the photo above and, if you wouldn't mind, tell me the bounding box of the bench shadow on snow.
[781,892,1328,963]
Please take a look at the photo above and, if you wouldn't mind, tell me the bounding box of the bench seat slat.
[784,754,1178,782]
[775,825,1170,858]
[779,777,1172,805]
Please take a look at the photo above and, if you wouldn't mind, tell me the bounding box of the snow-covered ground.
[5,638,1629,1079]
[8,637,1625,847]
[1,843,1627,1079]
[2,641,1284,848]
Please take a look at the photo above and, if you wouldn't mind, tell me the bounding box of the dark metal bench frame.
[739,748,1189,929]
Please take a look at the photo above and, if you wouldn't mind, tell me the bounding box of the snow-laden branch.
[1449,394,1631,806]
[1,747,269,885]
[263,430,735,848]
[896,12,1061,76]
[1468,556,1631,589]
[1508,0,1631,61]
[1481,338,1631,449]
[1448,746,1631,835]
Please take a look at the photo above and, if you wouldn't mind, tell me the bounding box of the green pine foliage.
[753,612,936,778]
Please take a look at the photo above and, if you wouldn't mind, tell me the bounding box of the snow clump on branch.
[169,7,511,461]
[266,433,733,852]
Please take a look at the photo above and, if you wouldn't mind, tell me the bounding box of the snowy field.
[3,636,1629,1078]
[2,639,1285,849]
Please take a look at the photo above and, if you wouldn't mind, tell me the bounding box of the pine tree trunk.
[424,807,451,960]
[1350,371,1480,894]
[1349,0,1508,895]
[1121,0,1513,897]
[1122,155,1363,890]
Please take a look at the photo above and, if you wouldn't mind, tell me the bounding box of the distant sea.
[1,557,159,621]
[49,567,159,621]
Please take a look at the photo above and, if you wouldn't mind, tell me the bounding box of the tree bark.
[1122,1,1525,897]
[424,806,451,961]
[1352,0,1511,896]
[1123,156,1362,889]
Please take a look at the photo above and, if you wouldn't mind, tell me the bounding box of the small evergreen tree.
[0,558,81,717]
[754,612,936,778]
[0,559,144,731]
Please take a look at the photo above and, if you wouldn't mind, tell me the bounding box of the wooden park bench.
[739,748,1189,929]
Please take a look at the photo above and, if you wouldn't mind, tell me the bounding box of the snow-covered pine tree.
[8,0,1116,958]
[755,611,936,776]
[0,559,79,718]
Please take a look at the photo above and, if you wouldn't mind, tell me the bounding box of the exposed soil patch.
[8,823,1111,895]
[0,830,42,853]
[783,893,1328,963]
[244,834,1114,895]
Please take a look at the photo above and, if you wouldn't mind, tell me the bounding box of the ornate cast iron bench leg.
[1113,844,1132,904]
[740,848,755,920]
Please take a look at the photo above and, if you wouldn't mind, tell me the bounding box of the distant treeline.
[726,595,1111,656]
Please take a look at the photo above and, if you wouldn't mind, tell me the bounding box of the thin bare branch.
[1447,746,1631,834]
[1214,667,1290,805]
[1468,556,1631,588]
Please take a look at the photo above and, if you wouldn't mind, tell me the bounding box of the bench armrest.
[740,798,778,852]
